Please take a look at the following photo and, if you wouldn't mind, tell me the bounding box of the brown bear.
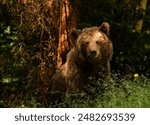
[49,22,113,93]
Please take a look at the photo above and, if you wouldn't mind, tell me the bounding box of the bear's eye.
[85,41,89,45]
[96,41,101,45]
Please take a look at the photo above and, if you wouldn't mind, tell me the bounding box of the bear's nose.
[90,51,97,58]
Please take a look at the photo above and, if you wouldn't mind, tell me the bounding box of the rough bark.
[56,0,78,69]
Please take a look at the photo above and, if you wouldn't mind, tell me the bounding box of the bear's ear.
[70,29,82,46]
[99,22,110,35]
[70,28,82,40]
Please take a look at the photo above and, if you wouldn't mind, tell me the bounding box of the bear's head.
[71,22,112,63]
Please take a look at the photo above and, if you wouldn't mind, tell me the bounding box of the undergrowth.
[48,75,150,108]
[1,74,150,108]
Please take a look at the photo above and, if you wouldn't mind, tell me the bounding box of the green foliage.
[50,75,150,108]
[96,76,150,108]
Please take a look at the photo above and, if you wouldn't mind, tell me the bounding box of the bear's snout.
[90,50,97,58]
[87,48,100,62]
[87,41,100,60]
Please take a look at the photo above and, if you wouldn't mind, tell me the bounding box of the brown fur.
[49,22,113,93]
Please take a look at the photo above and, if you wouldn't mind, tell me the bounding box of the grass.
[51,75,150,108]
[1,75,150,108]
[96,81,150,108]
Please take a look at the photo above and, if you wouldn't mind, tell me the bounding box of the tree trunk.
[56,0,79,69]
[134,0,148,32]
